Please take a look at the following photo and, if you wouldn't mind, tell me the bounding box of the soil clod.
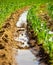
[0,44,5,49]
[2,22,11,29]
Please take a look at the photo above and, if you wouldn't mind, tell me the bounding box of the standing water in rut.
[14,10,40,65]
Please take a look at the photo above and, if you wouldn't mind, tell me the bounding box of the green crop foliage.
[0,0,53,29]
[27,3,53,64]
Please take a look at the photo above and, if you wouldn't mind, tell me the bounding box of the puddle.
[16,10,28,27]
[14,10,43,65]
[14,10,29,48]
[15,49,39,65]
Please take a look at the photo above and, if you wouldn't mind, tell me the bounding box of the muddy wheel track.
[0,6,50,65]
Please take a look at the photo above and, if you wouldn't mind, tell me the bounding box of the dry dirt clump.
[0,6,29,65]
